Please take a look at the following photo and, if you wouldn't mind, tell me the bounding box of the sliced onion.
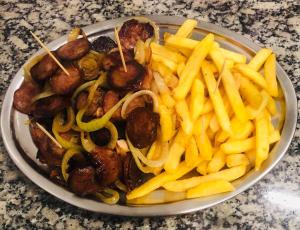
[71,80,96,103]
[31,90,55,103]
[121,90,159,119]
[95,188,120,204]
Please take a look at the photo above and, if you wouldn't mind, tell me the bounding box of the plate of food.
[0,15,297,216]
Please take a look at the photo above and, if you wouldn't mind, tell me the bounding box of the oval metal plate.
[0,16,297,216]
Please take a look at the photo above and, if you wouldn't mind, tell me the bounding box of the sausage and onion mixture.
[13,18,163,204]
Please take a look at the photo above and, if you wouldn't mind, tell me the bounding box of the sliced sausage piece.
[126,107,160,148]
[102,50,134,71]
[123,153,153,190]
[91,128,111,146]
[13,81,41,114]
[107,60,146,91]
[103,90,122,120]
[30,122,65,167]
[32,95,70,118]
[76,89,104,117]
[49,65,81,95]
[92,36,117,53]
[141,66,154,90]
[30,53,59,82]
[90,147,121,186]
[56,38,90,60]
[68,166,101,196]
[119,19,154,50]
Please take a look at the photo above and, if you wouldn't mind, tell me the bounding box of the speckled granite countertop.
[0,0,299,229]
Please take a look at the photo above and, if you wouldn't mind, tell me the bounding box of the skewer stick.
[214,60,227,93]
[36,122,63,149]
[30,31,70,76]
[114,27,127,72]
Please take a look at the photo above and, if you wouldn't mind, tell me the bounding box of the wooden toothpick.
[114,27,127,72]
[36,122,63,149]
[30,31,70,76]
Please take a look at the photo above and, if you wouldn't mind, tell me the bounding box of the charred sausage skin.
[56,38,90,60]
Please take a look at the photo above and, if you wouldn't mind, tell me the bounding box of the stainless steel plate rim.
[1,15,297,216]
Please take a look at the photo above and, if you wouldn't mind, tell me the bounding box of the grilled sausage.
[90,147,121,186]
[32,95,70,118]
[56,38,90,60]
[49,65,81,95]
[30,122,64,167]
[119,19,154,50]
[68,166,101,196]
[103,90,122,120]
[107,60,146,91]
[30,53,59,82]
[91,128,111,146]
[13,81,41,114]
[126,107,160,148]
[102,50,134,71]
[92,36,117,53]
[76,89,104,117]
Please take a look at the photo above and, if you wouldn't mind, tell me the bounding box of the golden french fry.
[152,53,177,72]
[207,150,225,174]
[195,131,213,160]
[151,61,179,89]
[160,93,176,108]
[185,136,199,167]
[164,165,246,192]
[193,112,213,136]
[197,160,209,175]
[175,19,198,37]
[264,54,278,97]
[221,137,255,154]
[209,114,220,133]
[177,62,185,77]
[209,47,224,72]
[219,48,247,64]
[151,43,186,63]
[235,64,267,89]
[127,158,201,200]
[202,61,232,134]
[175,100,193,135]
[248,48,272,71]
[200,99,213,115]
[158,105,174,142]
[186,180,234,198]
[173,34,214,100]
[164,129,190,173]
[215,130,230,143]
[255,112,269,170]
[245,150,256,167]
[239,76,262,108]
[190,78,205,121]
[230,117,254,140]
[165,35,198,50]
[266,93,278,115]
[222,62,249,122]
[246,90,270,119]
[226,153,249,167]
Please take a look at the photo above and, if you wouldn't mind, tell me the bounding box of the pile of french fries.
[127,19,283,204]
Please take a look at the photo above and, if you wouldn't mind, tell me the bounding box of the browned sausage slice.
[92,36,117,53]
[32,95,70,118]
[126,107,160,148]
[56,38,90,60]
[68,166,101,196]
[102,50,133,71]
[30,53,59,82]
[90,147,121,186]
[49,65,81,95]
[119,19,154,50]
[107,60,146,91]
[13,81,41,114]
[76,89,104,117]
[102,90,122,120]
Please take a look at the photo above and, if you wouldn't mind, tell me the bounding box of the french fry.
[200,99,213,114]
[190,78,205,121]
[209,114,220,133]
[207,150,225,174]
[222,62,249,122]
[266,93,278,115]
[185,136,199,167]
[127,158,201,200]
[158,105,174,142]
[173,34,214,100]
[164,129,190,173]
[245,150,256,167]
[197,160,209,175]
[219,48,247,64]
[177,62,185,77]
[160,93,176,108]
[235,64,267,89]
[269,129,280,144]
[150,43,186,63]
[246,90,269,119]
[195,131,213,160]
[221,137,255,154]
[175,19,198,37]
[186,180,234,199]
[230,117,254,140]
[175,100,193,135]
[239,76,262,108]
[209,47,224,72]
[215,130,230,143]
[207,61,219,74]
[248,48,272,71]
[193,112,213,136]
[255,111,270,170]
[164,165,246,192]
[202,61,232,133]
[151,61,179,89]
[152,53,177,72]
[264,54,278,97]
[165,34,198,50]
[127,190,186,205]
[226,154,249,167]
